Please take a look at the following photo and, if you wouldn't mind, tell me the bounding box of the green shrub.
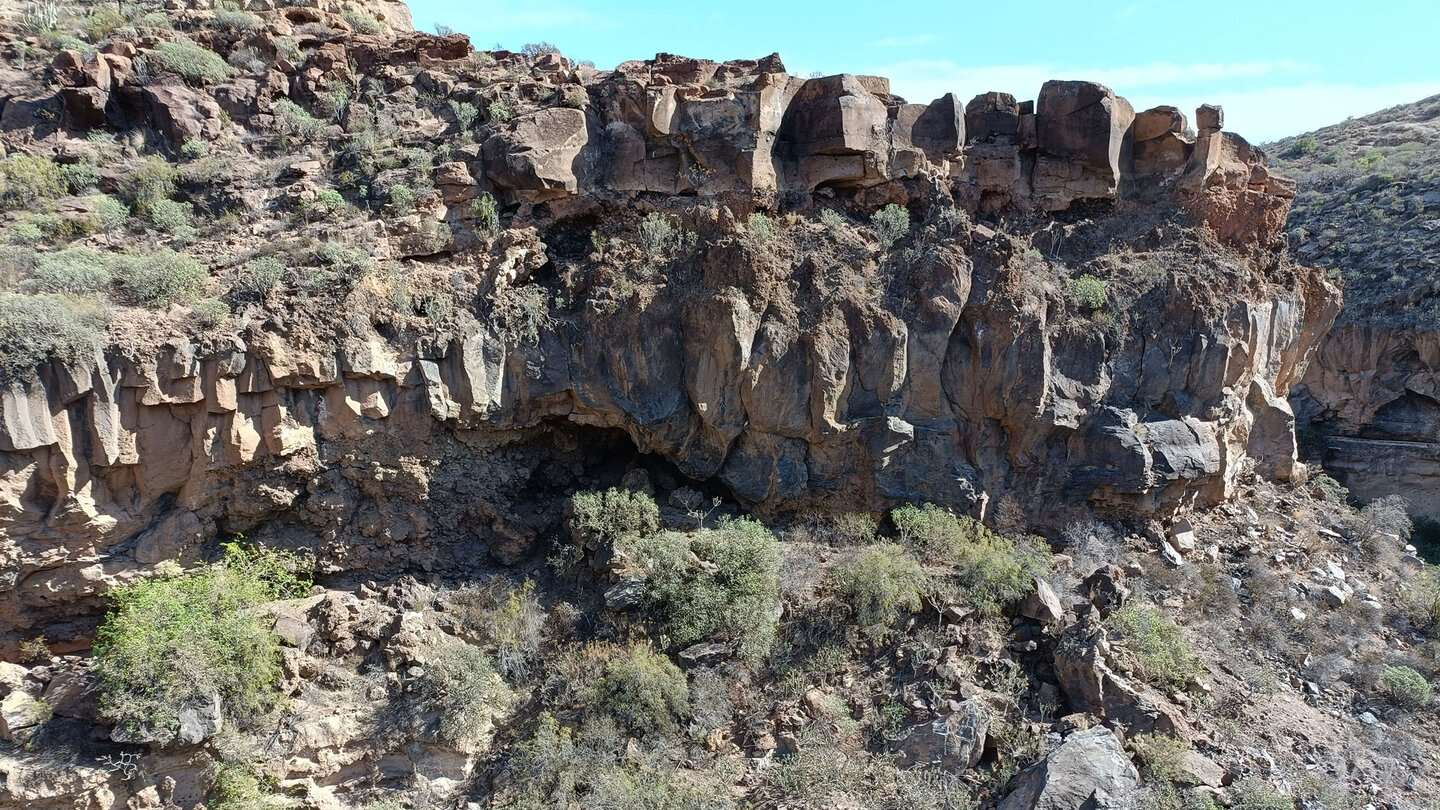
[149,39,230,84]
[117,248,208,307]
[870,204,910,249]
[472,193,500,236]
[179,139,209,160]
[1066,273,1108,310]
[1103,602,1202,691]
[1129,733,1189,782]
[1360,494,1412,540]
[522,41,561,58]
[82,6,126,40]
[562,87,588,108]
[340,7,384,34]
[626,517,782,660]
[448,99,480,130]
[581,644,689,735]
[228,45,267,73]
[637,212,695,259]
[819,208,847,229]
[503,713,731,810]
[23,247,111,295]
[416,642,512,745]
[490,580,546,679]
[272,97,324,139]
[487,100,515,124]
[568,488,662,549]
[1380,665,1432,709]
[7,221,44,245]
[387,183,415,213]
[828,543,927,640]
[0,294,109,378]
[122,156,178,208]
[0,154,65,210]
[891,503,1050,614]
[747,212,777,242]
[210,9,259,32]
[1228,778,1292,810]
[237,255,286,298]
[1283,134,1319,159]
[208,762,269,810]
[190,297,230,327]
[61,162,102,193]
[308,188,346,218]
[93,543,309,742]
[143,198,196,239]
[86,195,130,231]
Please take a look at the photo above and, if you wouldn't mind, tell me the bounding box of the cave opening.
[523,419,733,516]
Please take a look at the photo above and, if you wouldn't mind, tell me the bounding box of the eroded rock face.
[0,4,1331,651]
[0,216,1336,647]
[1294,326,1440,517]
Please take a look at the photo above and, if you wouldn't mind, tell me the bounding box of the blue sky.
[407,0,1440,142]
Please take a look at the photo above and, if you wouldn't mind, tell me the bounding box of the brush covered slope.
[1275,95,1440,517]
[3,2,1436,810]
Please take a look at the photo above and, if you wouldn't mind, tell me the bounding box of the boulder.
[1036,80,1134,178]
[1082,566,1129,617]
[482,107,589,203]
[132,509,204,564]
[894,698,989,770]
[1021,578,1064,624]
[61,86,110,128]
[1131,106,1193,177]
[141,84,223,144]
[780,74,890,189]
[1053,623,1189,739]
[998,726,1140,810]
[0,690,48,743]
[175,692,222,746]
[966,92,1020,143]
[1033,80,1134,208]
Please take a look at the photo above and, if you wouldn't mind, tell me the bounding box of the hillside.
[0,2,1436,810]
[1268,94,1440,328]
[1276,96,1440,519]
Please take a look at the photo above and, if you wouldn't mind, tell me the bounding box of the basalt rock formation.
[0,1,1337,653]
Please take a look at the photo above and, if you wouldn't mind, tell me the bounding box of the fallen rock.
[894,697,990,770]
[0,690,48,743]
[998,726,1139,810]
[1021,578,1064,624]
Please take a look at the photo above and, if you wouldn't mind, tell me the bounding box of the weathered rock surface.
[893,698,989,770]
[997,726,1139,810]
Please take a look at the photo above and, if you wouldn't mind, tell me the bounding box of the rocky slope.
[1270,96,1440,517]
[7,2,1434,810]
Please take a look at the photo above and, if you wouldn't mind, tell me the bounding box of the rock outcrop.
[0,0,1334,654]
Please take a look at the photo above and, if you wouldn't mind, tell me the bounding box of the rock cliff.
[0,3,1334,653]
